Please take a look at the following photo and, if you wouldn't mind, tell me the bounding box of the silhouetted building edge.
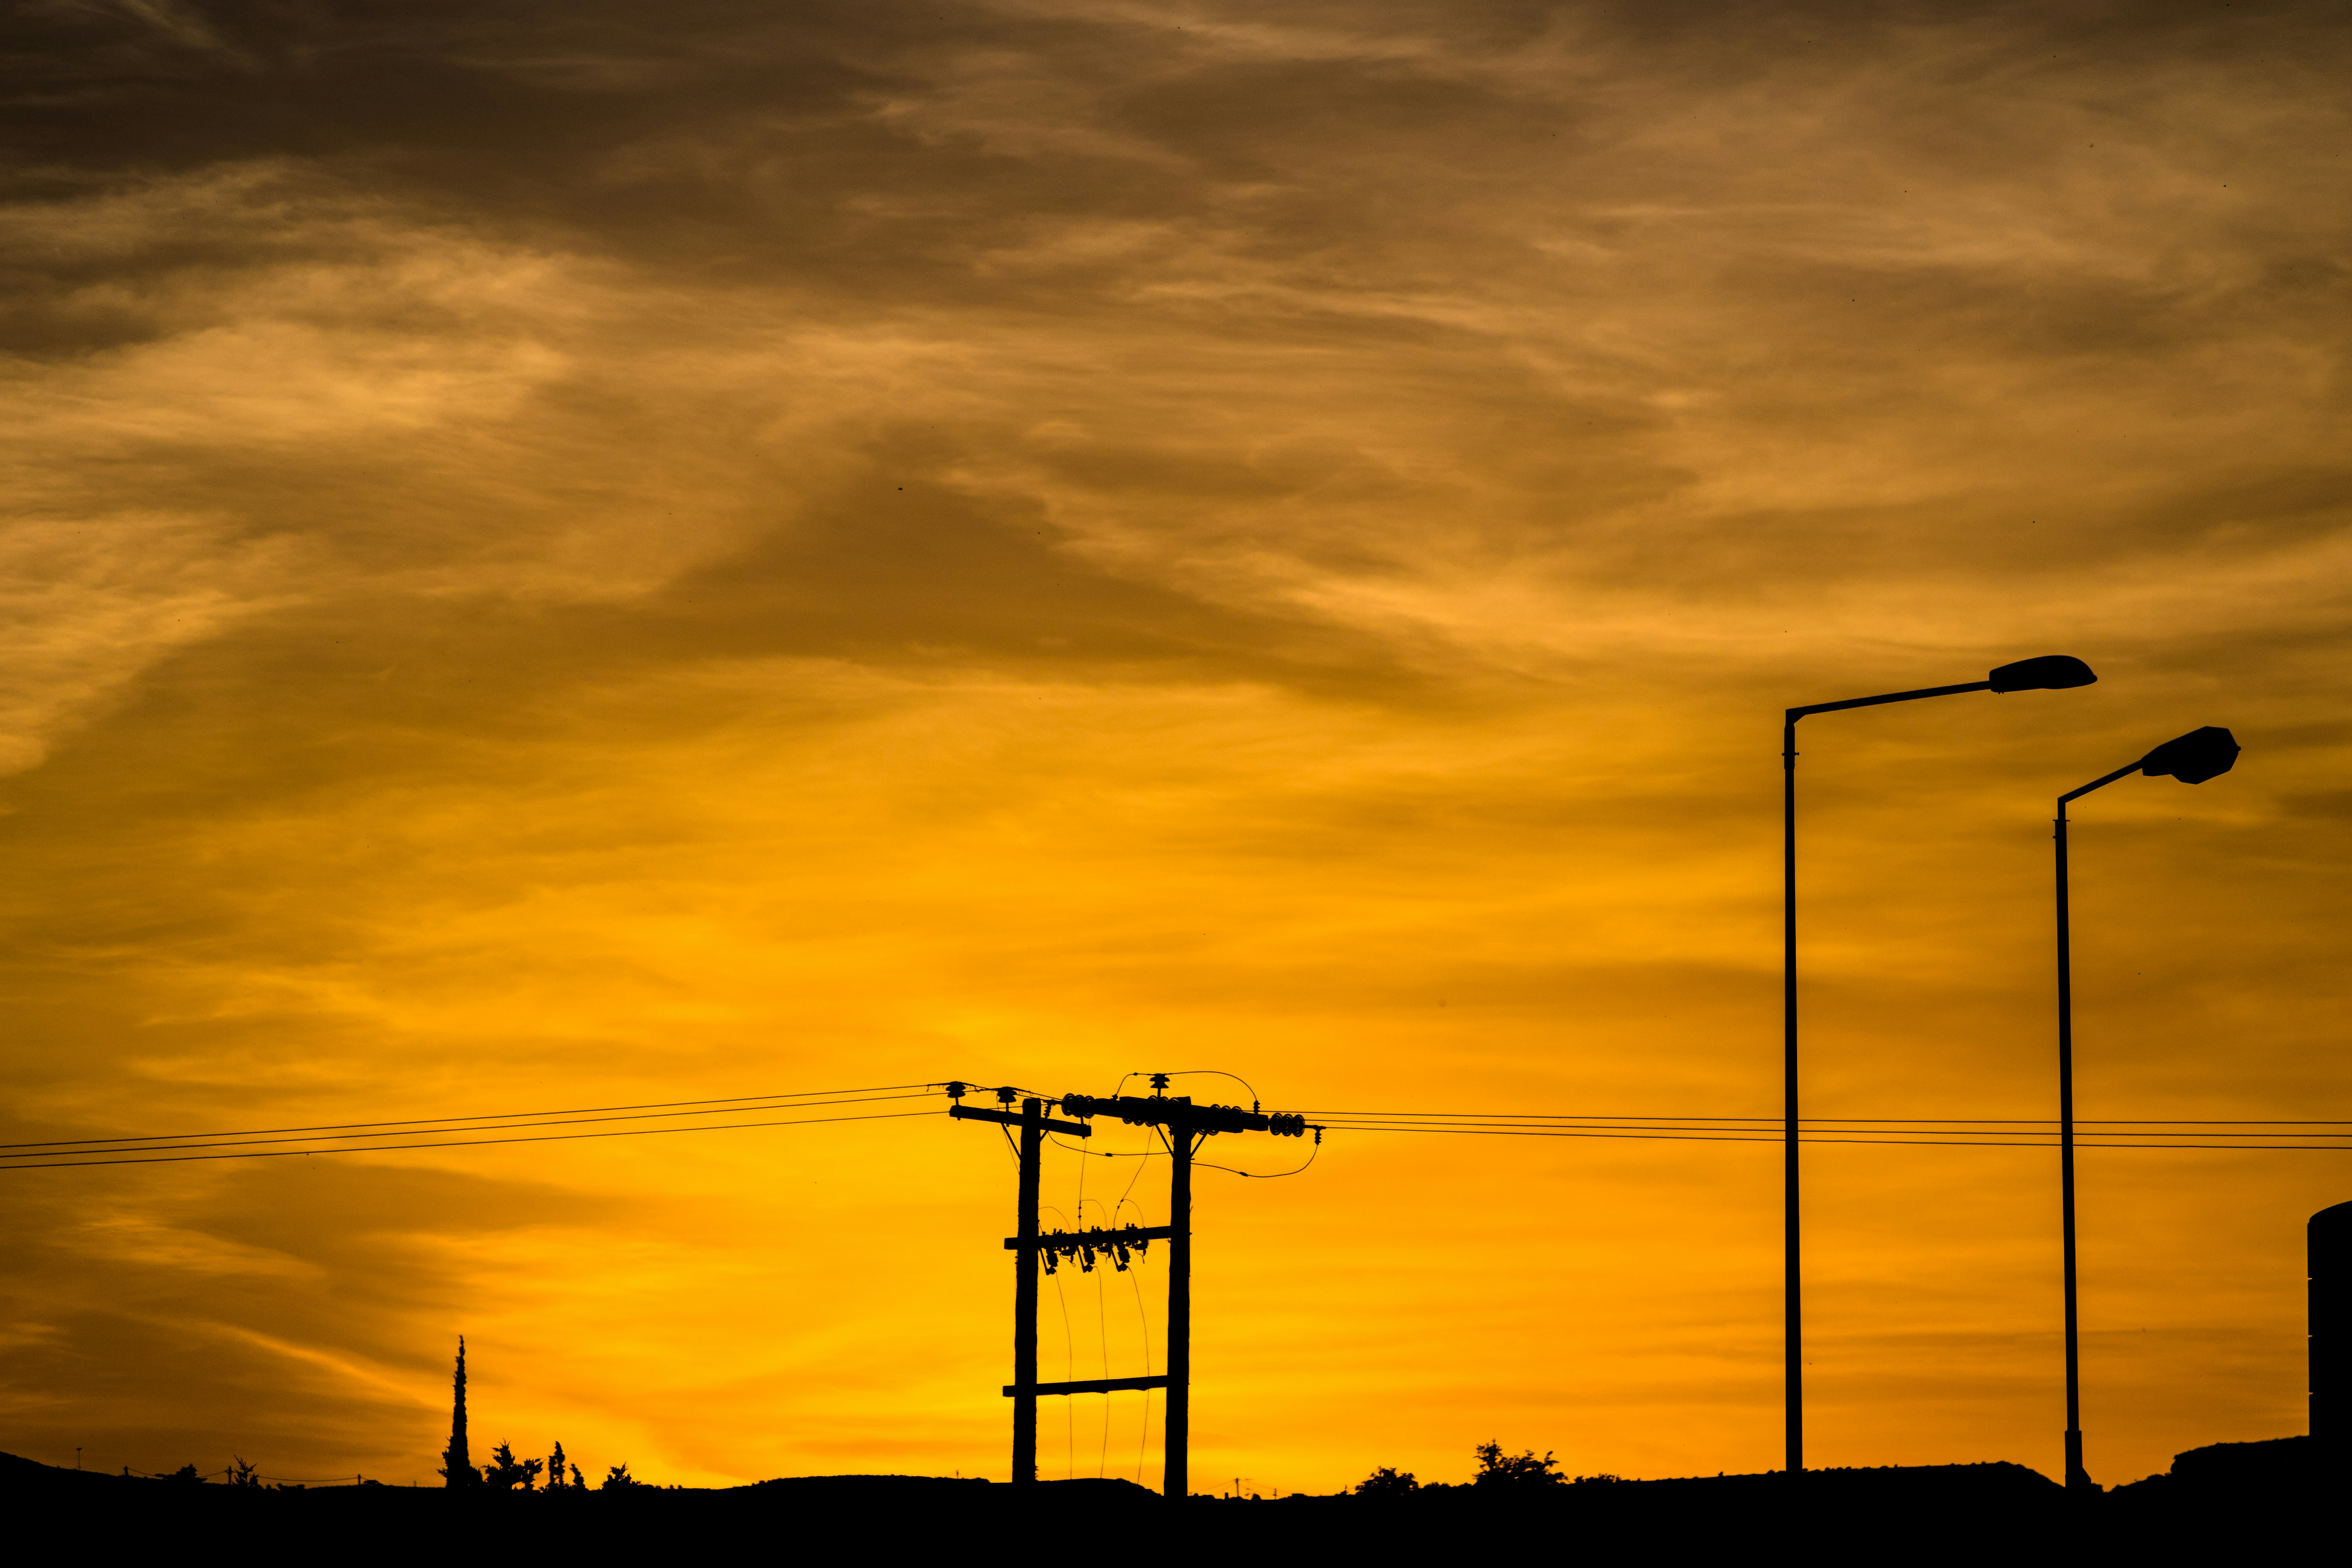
[2313,1202,2352,1452]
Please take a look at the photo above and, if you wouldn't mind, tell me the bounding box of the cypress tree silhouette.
[439,1337,478,1488]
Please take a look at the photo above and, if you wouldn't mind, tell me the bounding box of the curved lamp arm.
[1789,654,2098,724]
[2060,725,2241,807]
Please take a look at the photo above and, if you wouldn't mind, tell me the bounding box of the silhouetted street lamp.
[2052,724,2239,1492]
[1783,653,2096,1478]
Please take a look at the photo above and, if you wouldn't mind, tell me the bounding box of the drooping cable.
[1114,1191,1155,1489]
[1046,1221,1076,1483]
[1194,1140,1320,1179]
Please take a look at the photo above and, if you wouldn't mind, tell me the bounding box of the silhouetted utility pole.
[1059,1077,1309,1500]
[1169,1099,1192,1497]
[947,1087,1093,1483]
[950,1077,1312,1500]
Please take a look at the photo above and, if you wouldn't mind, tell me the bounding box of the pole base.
[2063,1429,2096,1492]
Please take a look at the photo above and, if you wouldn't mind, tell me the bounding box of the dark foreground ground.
[4,1437,2333,1558]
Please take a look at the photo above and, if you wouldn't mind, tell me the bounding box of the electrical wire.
[1307,1120,2352,1151]
[1119,1193,1154,1488]
[1113,1146,1152,1213]
[1049,1261,1076,1482]
[1154,1069,1260,1104]
[1193,1141,1320,1179]
[14,1077,2352,1175]
[0,1092,940,1162]
[1093,1209,1112,1479]
[0,1081,956,1151]
[0,1108,946,1170]
[1047,1134,1163,1159]
[1300,1109,2352,1126]
[1312,1124,2352,1147]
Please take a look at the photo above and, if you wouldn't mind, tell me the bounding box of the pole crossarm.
[949,1103,1093,1137]
[1003,1375,1170,1398]
[1059,1092,1309,1138]
[1005,1223,1172,1274]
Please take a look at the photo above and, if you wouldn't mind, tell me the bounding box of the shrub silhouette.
[1356,1466,1420,1496]
[601,1463,638,1491]
[1473,1442,1563,1487]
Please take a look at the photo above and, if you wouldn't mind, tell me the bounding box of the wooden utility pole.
[1014,1097,1045,1483]
[947,1087,1092,1483]
[949,1079,1313,1500]
[1164,1097,1194,1502]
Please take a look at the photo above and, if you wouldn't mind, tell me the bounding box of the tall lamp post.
[1783,652,2096,1478]
[2052,724,2240,1491]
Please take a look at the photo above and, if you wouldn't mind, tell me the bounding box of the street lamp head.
[2140,726,2240,785]
[1988,655,2098,693]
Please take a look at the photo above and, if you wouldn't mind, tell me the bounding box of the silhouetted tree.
[230,1457,260,1488]
[1355,1466,1419,1496]
[168,1463,205,1484]
[570,1462,586,1490]
[439,1337,478,1488]
[483,1442,542,1490]
[1472,1442,1563,1487]
[546,1441,568,1490]
[600,1463,637,1491]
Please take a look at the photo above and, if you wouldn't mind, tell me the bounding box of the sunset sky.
[6,0,2351,1493]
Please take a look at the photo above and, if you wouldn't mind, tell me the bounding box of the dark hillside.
[2,1445,2328,1555]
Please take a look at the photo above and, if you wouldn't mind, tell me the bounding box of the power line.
[1296,1109,2352,1125]
[1152,1069,1261,1103]
[0,1081,954,1151]
[1309,1120,2352,1151]
[0,1108,945,1171]
[1194,1142,1322,1179]
[11,1079,2352,1174]
[0,1092,937,1162]
[1313,1118,2352,1139]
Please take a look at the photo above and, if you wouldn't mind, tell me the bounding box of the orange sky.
[5,0,2350,1493]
